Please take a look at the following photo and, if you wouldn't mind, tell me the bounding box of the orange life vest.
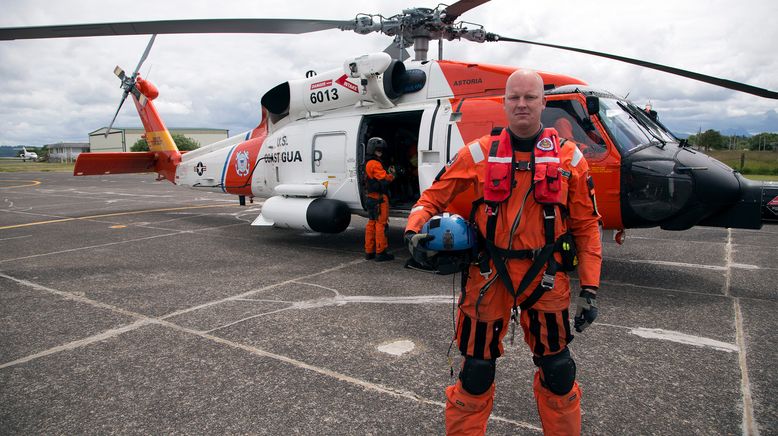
[483,127,564,206]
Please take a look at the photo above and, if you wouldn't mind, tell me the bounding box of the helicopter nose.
[621,146,763,230]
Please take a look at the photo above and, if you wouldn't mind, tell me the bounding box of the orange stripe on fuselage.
[437,60,587,97]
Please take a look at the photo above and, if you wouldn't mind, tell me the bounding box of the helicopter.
[1,1,777,241]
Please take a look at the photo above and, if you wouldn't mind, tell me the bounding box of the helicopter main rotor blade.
[491,34,778,99]
[0,18,355,41]
[443,0,492,23]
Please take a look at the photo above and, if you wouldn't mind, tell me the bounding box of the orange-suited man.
[404,69,602,435]
[364,137,395,262]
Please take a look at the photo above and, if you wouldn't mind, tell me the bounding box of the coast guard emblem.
[235,150,250,177]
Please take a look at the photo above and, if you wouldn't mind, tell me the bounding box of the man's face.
[503,71,546,137]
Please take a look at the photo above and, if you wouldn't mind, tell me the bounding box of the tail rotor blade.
[114,66,126,80]
[132,34,156,77]
[105,91,129,138]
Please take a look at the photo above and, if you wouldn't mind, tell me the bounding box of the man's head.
[503,69,546,137]
[366,137,388,157]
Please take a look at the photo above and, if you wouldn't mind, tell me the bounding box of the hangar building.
[44,142,90,163]
[89,127,229,152]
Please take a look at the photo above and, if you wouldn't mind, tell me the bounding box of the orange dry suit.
[406,127,602,436]
[364,158,394,255]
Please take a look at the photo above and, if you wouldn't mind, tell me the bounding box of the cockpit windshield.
[596,98,676,154]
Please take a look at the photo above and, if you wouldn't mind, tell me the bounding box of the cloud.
[0,0,776,145]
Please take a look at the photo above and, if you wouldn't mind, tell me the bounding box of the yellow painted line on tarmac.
[0,204,237,230]
[0,179,41,189]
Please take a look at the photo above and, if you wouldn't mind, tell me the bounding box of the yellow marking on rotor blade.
[0,179,41,189]
[0,204,237,230]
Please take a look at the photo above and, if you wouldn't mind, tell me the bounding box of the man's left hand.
[574,289,598,333]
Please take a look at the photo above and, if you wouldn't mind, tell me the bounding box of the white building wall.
[89,128,229,152]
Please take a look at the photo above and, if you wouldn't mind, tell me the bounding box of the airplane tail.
[75,35,181,183]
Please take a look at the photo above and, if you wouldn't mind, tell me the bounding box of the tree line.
[688,130,778,151]
[131,134,200,151]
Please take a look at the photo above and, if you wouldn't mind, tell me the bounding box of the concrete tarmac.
[1,172,776,435]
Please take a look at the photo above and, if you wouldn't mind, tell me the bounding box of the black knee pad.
[536,348,576,395]
[459,357,496,395]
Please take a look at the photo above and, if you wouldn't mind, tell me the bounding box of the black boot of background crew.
[375,251,394,262]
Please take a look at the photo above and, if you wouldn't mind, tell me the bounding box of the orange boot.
[445,380,494,436]
[533,370,581,435]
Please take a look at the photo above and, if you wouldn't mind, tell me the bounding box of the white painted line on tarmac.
[728,229,758,436]
[0,272,541,433]
[0,232,186,264]
[611,258,760,271]
[0,319,154,370]
[628,327,738,352]
[729,263,761,271]
[734,299,758,436]
[0,234,32,242]
[205,294,455,334]
[163,320,542,433]
[597,322,738,352]
[621,259,727,270]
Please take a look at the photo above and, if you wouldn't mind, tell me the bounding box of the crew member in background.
[364,137,395,262]
[405,69,602,435]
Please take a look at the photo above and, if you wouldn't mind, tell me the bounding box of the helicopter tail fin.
[131,75,181,182]
[74,75,181,182]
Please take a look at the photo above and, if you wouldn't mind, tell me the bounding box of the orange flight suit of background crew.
[405,70,601,435]
[364,143,395,259]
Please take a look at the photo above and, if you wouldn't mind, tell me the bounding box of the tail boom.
[75,75,181,182]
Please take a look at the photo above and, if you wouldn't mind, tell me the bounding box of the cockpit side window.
[543,99,607,161]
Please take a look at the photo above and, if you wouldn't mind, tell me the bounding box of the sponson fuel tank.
[252,196,351,233]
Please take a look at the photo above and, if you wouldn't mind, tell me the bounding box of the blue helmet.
[421,213,476,252]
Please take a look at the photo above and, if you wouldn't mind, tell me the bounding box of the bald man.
[405,70,602,435]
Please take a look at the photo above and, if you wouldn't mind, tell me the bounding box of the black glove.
[573,289,598,333]
[404,231,435,267]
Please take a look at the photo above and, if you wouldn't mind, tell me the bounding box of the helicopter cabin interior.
[357,111,423,213]
[542,99,608,161]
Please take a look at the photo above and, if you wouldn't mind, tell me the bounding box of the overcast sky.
[1,0,776,146]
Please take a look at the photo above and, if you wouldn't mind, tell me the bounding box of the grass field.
[0,159,75,173]
[707,150,778,176]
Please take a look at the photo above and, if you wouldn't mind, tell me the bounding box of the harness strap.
[518,205,558,310]
[475,202,559,311]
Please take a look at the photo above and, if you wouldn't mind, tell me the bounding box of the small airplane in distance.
[19,147,38,162]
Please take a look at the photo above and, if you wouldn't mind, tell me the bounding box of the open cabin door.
[357,110,423,212]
